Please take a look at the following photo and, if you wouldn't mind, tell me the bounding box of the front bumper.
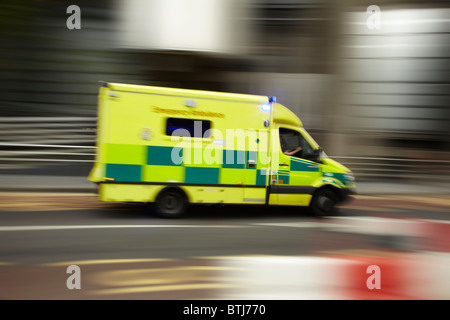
[339,187,357,203]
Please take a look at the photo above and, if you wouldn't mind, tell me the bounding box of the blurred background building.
[1,0,449,180]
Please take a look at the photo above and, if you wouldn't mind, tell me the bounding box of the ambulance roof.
[106,82,269,104]
[273,103,303,127]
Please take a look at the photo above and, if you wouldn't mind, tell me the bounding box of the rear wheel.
[154,188,187,218]
[310,188,339,217]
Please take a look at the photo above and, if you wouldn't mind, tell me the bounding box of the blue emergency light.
[261,103,271,111]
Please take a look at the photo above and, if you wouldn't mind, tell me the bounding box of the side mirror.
[314,147,323,163]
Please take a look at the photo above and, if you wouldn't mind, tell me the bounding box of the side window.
[279,128,315,160]
[166,118,211,138]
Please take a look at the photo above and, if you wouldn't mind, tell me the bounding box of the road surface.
[0,193,449,299]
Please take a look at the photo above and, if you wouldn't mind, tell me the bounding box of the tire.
[154,188,187,218]
[310,188,339,217]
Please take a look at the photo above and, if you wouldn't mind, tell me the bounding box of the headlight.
[345,172,355,183]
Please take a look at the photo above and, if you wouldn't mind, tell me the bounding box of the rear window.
[166,118,211,138]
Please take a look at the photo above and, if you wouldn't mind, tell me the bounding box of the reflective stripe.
[243,198,266,202]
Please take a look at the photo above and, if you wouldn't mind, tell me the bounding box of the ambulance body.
[89,82,356,217]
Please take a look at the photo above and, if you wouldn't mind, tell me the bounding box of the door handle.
[279,163,289,167]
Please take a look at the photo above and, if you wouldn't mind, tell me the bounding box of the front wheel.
[154,188,187,218]
[310,188,339,217]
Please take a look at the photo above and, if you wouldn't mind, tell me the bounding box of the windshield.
[298,127,320,150]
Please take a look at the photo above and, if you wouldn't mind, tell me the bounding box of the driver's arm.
[284,146,302,156]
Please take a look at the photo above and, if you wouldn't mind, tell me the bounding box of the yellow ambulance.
[89,82,356,217]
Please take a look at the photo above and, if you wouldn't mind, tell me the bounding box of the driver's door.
[272,126,321,206]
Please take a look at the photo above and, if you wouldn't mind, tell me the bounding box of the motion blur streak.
[217,253,450,299]
[1,0,449,179]
[0,0,449,300]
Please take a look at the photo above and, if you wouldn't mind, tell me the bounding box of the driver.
[280,133,302,157]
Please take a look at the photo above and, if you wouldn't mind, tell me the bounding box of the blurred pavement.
[0,174,449,195]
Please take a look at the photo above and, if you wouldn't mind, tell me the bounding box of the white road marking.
[1,217,448,232]
[252,221,338,228]
[0,224,245,232]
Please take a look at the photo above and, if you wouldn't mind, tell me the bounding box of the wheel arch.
[312,183,345,203]
[156,185,190,203]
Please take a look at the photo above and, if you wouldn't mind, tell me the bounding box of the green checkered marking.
[256,169,268,185]
[102,143,267,186]
[103,144,145,165]
[222,149,245,169]
[278,170,290,184]
[220,168,244,184]
[182,147,222,168]
[143,165,184,183]
[185,167,219,184]
[290,158,319,172]
[105,163,142,182]
[147,146,182,166]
